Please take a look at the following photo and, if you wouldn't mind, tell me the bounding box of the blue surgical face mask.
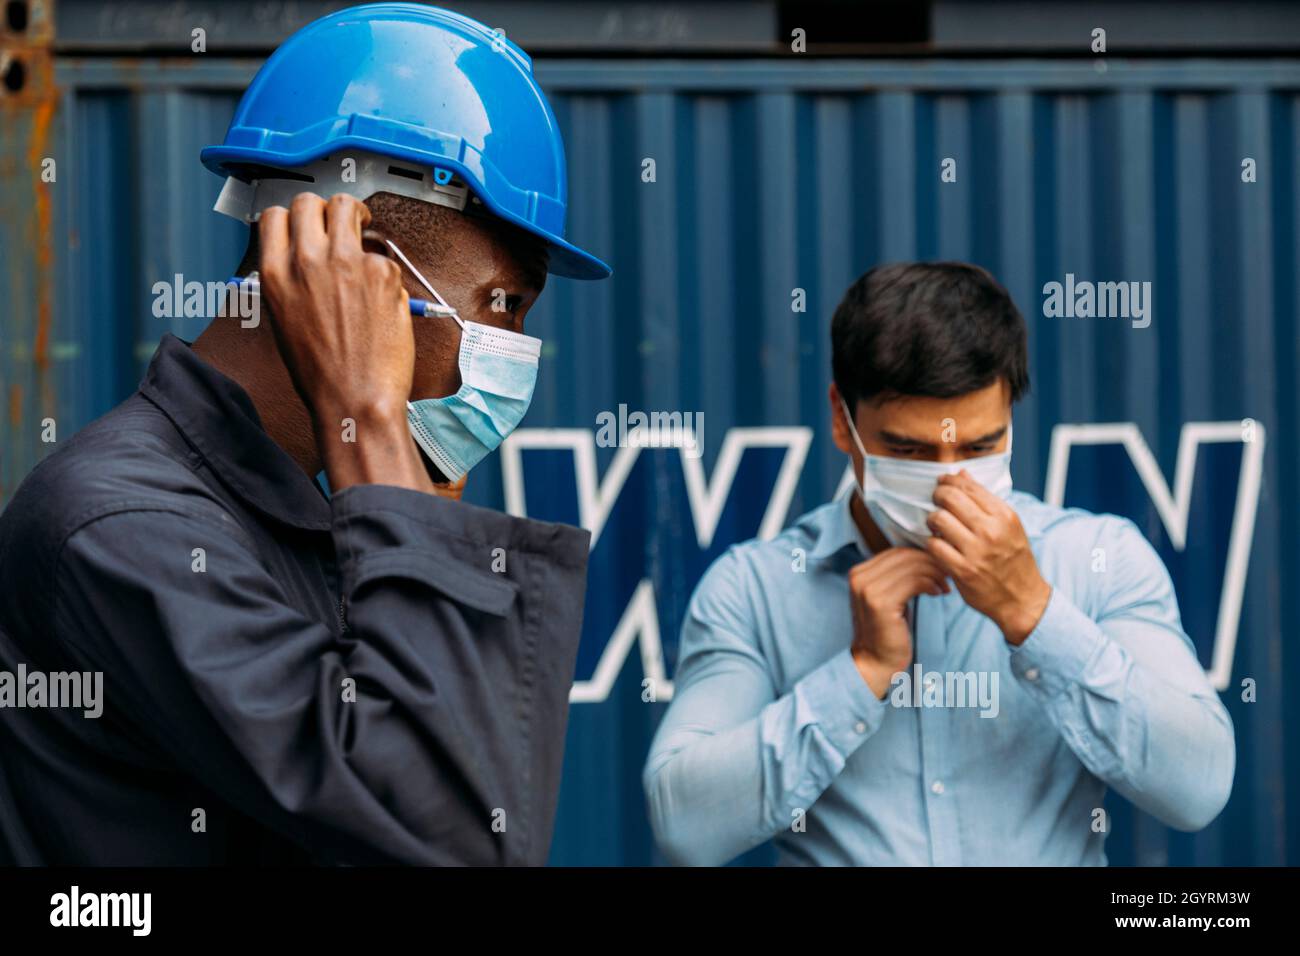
[385,239,541,483]
[838,396,1013,549]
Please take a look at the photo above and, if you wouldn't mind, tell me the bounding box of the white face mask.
[838,396,1013,549]
[383,238,542,484]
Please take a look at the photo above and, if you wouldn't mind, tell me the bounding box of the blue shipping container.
[0,53,1297,865]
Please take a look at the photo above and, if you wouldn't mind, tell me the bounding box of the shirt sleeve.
[642,548,887,866]
[1008,516,1235,832]
[49,483,589,865]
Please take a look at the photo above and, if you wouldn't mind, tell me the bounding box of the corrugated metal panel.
[1,56,1296,866]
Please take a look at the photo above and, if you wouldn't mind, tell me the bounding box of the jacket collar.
[138,333,332,531]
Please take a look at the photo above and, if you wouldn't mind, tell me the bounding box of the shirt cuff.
[792,647,889,758]
[1008,586,1107,697]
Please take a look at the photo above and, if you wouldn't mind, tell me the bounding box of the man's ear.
[829,382,854,456]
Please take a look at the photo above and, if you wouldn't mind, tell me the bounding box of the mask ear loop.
[838,395,872,463]
[838,394,877,504]
[377,235,466,330]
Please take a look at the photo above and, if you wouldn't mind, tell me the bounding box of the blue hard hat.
[200,2,610,280]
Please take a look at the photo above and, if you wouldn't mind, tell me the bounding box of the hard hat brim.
[541,234,612,281]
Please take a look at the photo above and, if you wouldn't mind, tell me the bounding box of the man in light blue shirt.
[643,262,1234,866]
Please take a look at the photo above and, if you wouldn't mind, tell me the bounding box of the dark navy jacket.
[0,333,589,865]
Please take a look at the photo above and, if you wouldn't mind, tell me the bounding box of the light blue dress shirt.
[643,490,1235,866]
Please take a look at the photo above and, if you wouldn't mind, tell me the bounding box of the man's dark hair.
[831,261,1030,409]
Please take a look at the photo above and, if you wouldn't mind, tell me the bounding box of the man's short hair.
[237,191,547,290]
[831,261,1030,409]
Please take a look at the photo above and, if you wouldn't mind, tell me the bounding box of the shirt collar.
[809,490,872,562]
[138,333,332,531]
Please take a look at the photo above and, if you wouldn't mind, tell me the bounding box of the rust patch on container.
[7,382,21,430]
[27,84,55,376]
[1,0,61,483]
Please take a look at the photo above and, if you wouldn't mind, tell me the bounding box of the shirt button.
[931,780,945,795]
[1025,667,1040,681]
[854,721,867,734]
